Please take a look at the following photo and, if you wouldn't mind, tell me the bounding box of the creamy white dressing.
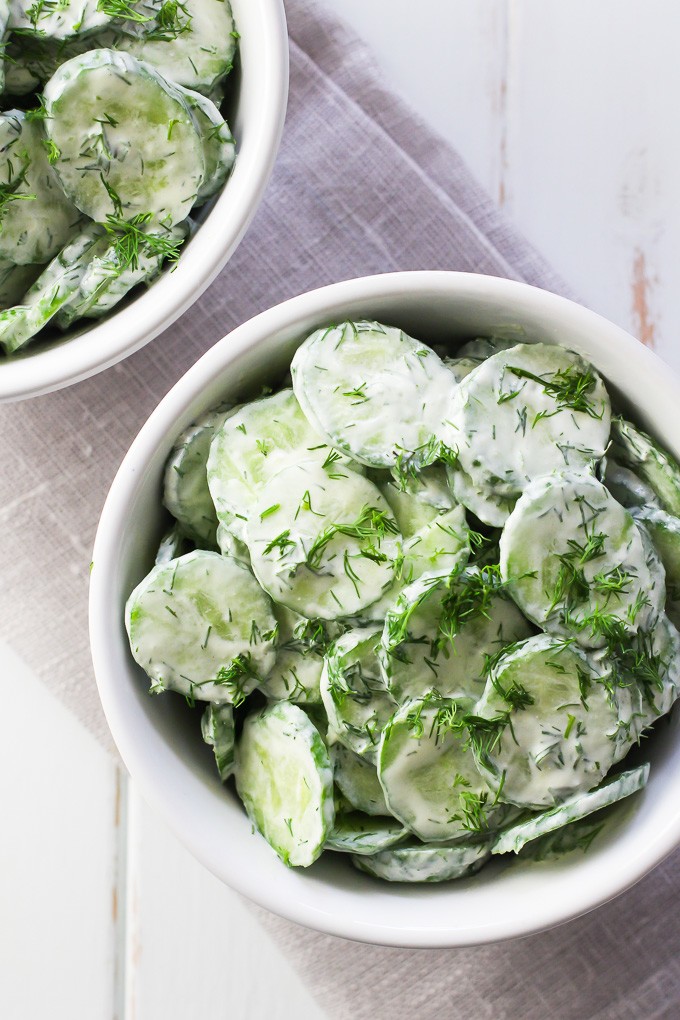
[292,320,458,468]
[125,549,276,702]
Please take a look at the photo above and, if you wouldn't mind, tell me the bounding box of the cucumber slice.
[0,260,43,309]
[174,84,235,205]
[247,461,400,620]
[604,459,660,510]
[291,320,457,469]
[331,742,391,817]
[610,417,680,516]
[201,701,235,781]
[397,503,470,585]
[259,605,328,705]
[442,356,481,383]
[154,522,193,564]
[216,520,250,566]
[206,388,355,533]
[597,613,680,738]
[352,840,491,883]
[471,634,624,809]
[44,48,205,224]
[378,466,454,539]
[380,567,533,705]
[632,506,680,603]
[114,0,237,93]
[0,109,84,265]
[456,336,521,359]
[54,220,187,328]
[163,405,236,546]
[378,695,507,843]
[8,0,110,39]
[235,702,334,868]
[492,763,650,855]
[500,471,665,648]
[320,627,396,762]
[0,225,108,353]
[125,549,276,704]
[326,812,407,855]
[447,343,611,525]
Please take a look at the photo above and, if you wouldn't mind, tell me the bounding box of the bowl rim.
[0,0,289,403]
[90,270,680,947]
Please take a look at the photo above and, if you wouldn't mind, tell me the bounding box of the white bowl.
[0,0,289,403]
[90,271,680,948]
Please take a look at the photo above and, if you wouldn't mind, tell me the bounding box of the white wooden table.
[4,2,680,1016]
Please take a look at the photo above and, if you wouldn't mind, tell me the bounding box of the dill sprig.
[214,653,257,707]
[503,363,604,421]
[0,151,36,219]
[97,0,151,22]
[102,212,184,273]
[146,0,192,40]
[304,504,399,572]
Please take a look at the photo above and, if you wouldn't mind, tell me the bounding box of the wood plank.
[124,787,326,1019]
[0,640,122,1020]
[504,0,680,365]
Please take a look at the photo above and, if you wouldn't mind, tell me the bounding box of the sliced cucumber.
[44,48,205,224]
[500,471,665,648]
[492,763,649,855]
[174,84,235,205]
[154,522,193,564]
[378,695,507,843]
[235,702,334,868]
[610,417,680,516]
[216,520,250,566]
[201,701,235,781]
[380,568,533,705]
[206,388,354,533]
[320,627,396,762]
[398,503,470,585]
[54,220,187,328]
[378,466,454,539]
[0,109,84,265]
[259,605,328,705]
[447,343,611,525]
[442,356,481,384]
[247,461,400,620]
[331,742,391,817]
[456,336,522,359]
[163,404,236,546]
[114,0,237,93]
[125,550,276,703]
[632,506,680,603]
[291,320,457,469]
[352,840,491,883]
[472,634,624,809]
[0,225,108,353]
[325,812,407,855]
[604,459,660,510]
[598,613,680,738]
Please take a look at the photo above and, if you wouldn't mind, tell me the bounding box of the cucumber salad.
[125,321,680,883]
[0,0,237,353]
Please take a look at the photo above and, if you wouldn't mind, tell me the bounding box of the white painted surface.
[4,0,680,1014]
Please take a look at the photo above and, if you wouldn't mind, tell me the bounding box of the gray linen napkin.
[1,1,678,1016]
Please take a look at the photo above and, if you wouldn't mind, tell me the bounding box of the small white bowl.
[90,271,680,948]
[0,0,289,403]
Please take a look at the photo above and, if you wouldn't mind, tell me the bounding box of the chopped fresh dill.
[102,212,184,273]
[504,363,604,421]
